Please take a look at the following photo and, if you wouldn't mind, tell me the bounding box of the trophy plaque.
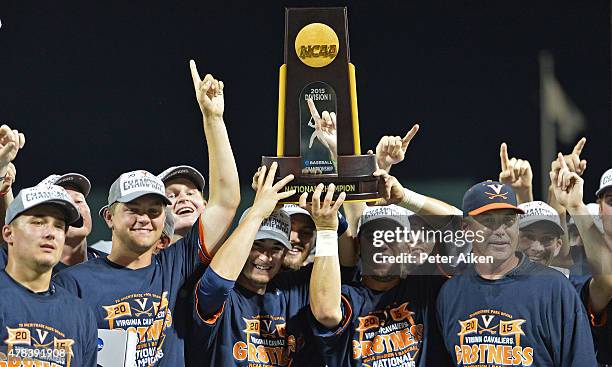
[262,7,380,203]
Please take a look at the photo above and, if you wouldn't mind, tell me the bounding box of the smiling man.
[436,181,597,366]
[0,185,97,367]
[158,165,206,242]
[53,62,240,367]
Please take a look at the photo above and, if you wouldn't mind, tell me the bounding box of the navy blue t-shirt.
[0,270,97,367]
[310,275,450,367]
[52,247,107,275]
[191,265,313,367]
[571,274,611,364]
[436,254,597,366]
[0,245,6,269]
[54,219,209,367]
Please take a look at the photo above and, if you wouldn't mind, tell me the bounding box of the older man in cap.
[0,185,97,366]
[436,180,596,366]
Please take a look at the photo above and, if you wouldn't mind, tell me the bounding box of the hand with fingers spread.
[550,153,584,211]
[0,125,26,175]
[306,98,337,159]
[498,143,533,203]
[550,137,587,177]
[371,169,405,206]
[189,60,224,119]
[0,163,16,196]
[299,183,346,231]
[251,162,296,219]
[375,124,419,172]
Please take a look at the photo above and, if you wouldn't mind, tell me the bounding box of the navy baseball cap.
[462,180,524,217]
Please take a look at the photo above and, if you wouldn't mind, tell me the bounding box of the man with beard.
[158,165,206,242]
[551,161,612,365]
[307,202,451,366]
[436,180,596,366]
[1,184,97,366]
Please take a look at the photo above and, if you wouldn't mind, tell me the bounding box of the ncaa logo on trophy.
[262,7,380,203]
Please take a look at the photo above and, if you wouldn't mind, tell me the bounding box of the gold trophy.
[262,7,379,202]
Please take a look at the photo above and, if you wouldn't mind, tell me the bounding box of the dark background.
[1,1,610,241]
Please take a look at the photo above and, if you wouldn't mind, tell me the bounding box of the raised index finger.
[189,60,201,90]
[306,98,321,121]
[500,143,510,171]
[401,124,420,147]
[572,137,586,156]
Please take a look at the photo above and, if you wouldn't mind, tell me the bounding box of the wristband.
[337,212,348,236]
[315,230,338,257]
[399,188,425,212]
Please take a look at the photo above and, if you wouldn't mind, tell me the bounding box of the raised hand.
[550,137,587,177]
[498,143,533,202]
[299,183,346,231]
[375,124,419,172]
[370,169,405,206]
[0,163,16,196]
[0,125,25,171]
[189,60,224,118]
[251,162,295,219]
[306,98,337,159]
[550,153,584,210]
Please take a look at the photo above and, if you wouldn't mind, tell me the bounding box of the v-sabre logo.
[294,23,339,68]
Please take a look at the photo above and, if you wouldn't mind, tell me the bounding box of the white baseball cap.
[357,205,412,233]
[518,201,563,233]
[240,208,291,249]
[595,168,612,197]
[7,185,82,226]
[38,173,92,198]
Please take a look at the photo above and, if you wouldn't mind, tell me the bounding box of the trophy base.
[261,155,381,203]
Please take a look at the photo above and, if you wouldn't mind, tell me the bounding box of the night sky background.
[1,1,610,241]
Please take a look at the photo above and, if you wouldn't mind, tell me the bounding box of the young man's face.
[283,214,315,270]
[518,221,562,265]
[64,188,92,241]
[165,178,205,235]
[107,195,165,254]
[240,239,287,287]
[4,205,67,270]
[465,209,519,263]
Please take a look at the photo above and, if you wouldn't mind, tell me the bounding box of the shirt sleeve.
[194,267,234,322]
[309,284,358,358]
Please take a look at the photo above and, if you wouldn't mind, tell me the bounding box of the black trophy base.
[261,155,381,203]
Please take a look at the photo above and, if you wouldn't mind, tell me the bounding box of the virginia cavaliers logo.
[455,310,532,366]
[232,316,296,366]
[485,184,508,200]
[3,325,75,367]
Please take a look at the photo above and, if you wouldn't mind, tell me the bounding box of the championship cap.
[518,201,563,233]
[595,168,612,197]
[357,205,412,234]
[7,185,82,227]
[99,170,171,218]
[462,180,524,216]
[158,165,206,192]
[38,173,92,198]
[240,209,291,249]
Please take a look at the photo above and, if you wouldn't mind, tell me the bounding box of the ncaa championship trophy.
[262,7,380,202]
